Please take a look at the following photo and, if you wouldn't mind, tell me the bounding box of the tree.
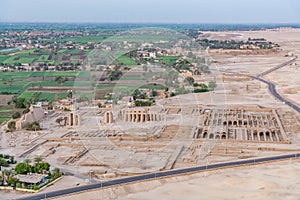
[16,98,26,108]
[6,176,19,188]
[34,162,50,173]
[97,102,102,108]
[51,168,63,180]
[208,80,217,90]
[15,162,29,174]
[151,90,158,97]
[34,156,42,164]
[0,158,9,167]
[184,76,195,85]
[12,111,21,119]
[67,90,73,98]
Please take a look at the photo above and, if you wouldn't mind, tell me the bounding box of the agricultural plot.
[105,34,173,43]
[19,91,68,102]
[37,55,50,62]
[3,55,35,64]
[156,56,180,66]
[0,48,90,66]
[0,71,80,96]
[0,105,15,124]
[0,56,9,63]
[116,55,137,65]
[0,81,30,94]
[56,35,112,44]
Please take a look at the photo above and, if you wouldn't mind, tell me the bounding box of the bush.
[33,184,39,191]
[0,158,9,167]
[12,111,21,119]
[16,182,22,188]
[134,100,153,107]
[16,98,26,108]
[193,88,209,93]
[7,121,16,132]
[51,168,63,180]
[23,121,41,131]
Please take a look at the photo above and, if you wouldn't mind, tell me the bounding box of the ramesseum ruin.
[35,102,296,177]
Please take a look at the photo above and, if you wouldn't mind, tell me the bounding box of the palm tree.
[2,169,12,185]
[24,159,31,171]
[34,156,42,164]
[24,159,31,166]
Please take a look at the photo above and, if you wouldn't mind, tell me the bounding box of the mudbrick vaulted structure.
[193,107,288,143]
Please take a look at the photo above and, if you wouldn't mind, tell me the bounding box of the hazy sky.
[1,0,300,23]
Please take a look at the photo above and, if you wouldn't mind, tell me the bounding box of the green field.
[19,91,68,102]
[0,71,79,80]
[0,56,9,63]
[105,34,174,43]
[156,56,180,66]
[0,81,30,94]
[0,48,90,66]
[3,56,35,64]
[56,35,112,44]
[0,105,15,124]
[0,71,80,95]
[117,55,137,65]
[37,55,50,62]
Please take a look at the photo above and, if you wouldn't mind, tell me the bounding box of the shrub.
[7,121,16,132]
[23,121,41,131]
[16,98,26,108]
[193,88,209,93]
[33,184,39,191]
[134,100,153,107]
[12,111,21,119]
[0,158,9,167]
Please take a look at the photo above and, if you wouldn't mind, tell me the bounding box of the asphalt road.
[250,75,300,114]
[17,153,300,200]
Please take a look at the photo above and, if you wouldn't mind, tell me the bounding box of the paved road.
[18,153,300,200]
[250,75,300,114]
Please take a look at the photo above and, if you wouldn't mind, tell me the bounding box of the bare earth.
[56,160,300,200]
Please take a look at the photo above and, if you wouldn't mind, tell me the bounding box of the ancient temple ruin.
[193,107,288,143]
[119,108,165,123]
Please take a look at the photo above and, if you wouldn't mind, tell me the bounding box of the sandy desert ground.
[55,160,300,200]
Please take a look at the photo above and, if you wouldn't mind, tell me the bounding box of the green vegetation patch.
[19,91,68,102]
[0,56,9,63]
[57,35,112,44]
[156,56,180,66]
[37,55,50,62]
[117,55,137,65]
[0,81,30,94]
